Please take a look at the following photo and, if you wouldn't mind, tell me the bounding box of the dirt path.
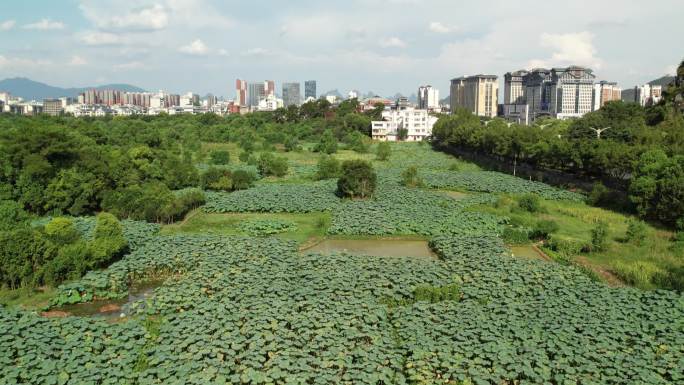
[574,256,625,287]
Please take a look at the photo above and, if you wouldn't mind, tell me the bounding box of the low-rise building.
[43,99,63,116]
[371,107,437,142]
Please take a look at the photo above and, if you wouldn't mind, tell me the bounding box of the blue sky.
[0,0,682,99]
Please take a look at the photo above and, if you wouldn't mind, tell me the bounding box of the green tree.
[630,150,684,227]
[258,153,289,177]
[400,166,424,188]
[397,128,409,141]
[337,160,377,199]
[591,221,609,251]
[314,130,338,154]
[315,155,341,180]
[209,150,230,165]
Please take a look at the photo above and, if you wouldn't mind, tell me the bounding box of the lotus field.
[1,143,682,384]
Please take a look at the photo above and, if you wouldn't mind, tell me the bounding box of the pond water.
[508,245,546,260]
[50,281,160,320]
[303,239,437,259]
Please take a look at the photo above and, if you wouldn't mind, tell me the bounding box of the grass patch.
[162,211,331,244]
[0,286,56,310]
[470,195,682,290]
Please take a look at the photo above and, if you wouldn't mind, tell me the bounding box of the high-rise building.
[264,80,275,98]
[503,70,528,104]
[547,66,595,119]
[282,82,301,107]
[522,68,553,121]
[236,79,248,106]
[43,99,63,116]
[305,80,317,100]
[247,82,266,107]
[592,81,621,111]
[450,75,498,118]
[417,85,439,110]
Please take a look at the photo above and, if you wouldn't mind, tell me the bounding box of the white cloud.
[0,20,15,31]
[380,37,406,48]
[241,47,271,57]
[24,19,65,30]
[78,1,231,31]
[429,21,455,34]
[179,39,209,55]
[82,3,168,31]
[115,61,144,70]
[69,56,88,66]
[531,32,602,69]
[80,31,121,46]
[0,55,52,69]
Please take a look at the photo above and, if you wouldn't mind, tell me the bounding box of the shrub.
[176,189,206,210]
[546,236,586,256]
[209,150,230,165]
[238,150,251,163]
[44,217,81,245]
[345,132,369,153]
[531,220,559,240]
[625,219,647,245]
[400,166,424,188]
[587,182,609,206]
[518,194,541,213]
[201,168,233,191]
[448,163,461,171]
[653,264,684,292]
[611,261,664,289]
[231,170,255,190]
[314,130,338,154]
[94,212,124,239]
[337,160,377,199]
[315,155,341,180]
[42,242,90,286]
[591,221,609,252]
[502,226,532,244]
[376,142,391,161]
[284,137,301,152]
[258,153,289,177]
[413,283,461,303]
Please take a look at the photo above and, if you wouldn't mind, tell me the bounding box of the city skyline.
[0,1,682,98]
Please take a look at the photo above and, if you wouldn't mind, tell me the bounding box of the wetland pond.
[46,281,161,320]
[303,239,437,260]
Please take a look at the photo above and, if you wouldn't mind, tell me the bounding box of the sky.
[0,0,682,99]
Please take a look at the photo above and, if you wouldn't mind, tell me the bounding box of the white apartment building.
[418,85,440,110]
[256,94,284,111]
[548,66,595,120]
[371,107,437,142]
[180,92,199,107]
[632,84,663,106]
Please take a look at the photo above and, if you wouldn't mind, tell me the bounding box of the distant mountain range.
[0,77,146,101]
[621,75,675,102]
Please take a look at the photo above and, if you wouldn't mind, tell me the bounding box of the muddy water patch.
[45,281,161,320]
[302,239,437,260]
